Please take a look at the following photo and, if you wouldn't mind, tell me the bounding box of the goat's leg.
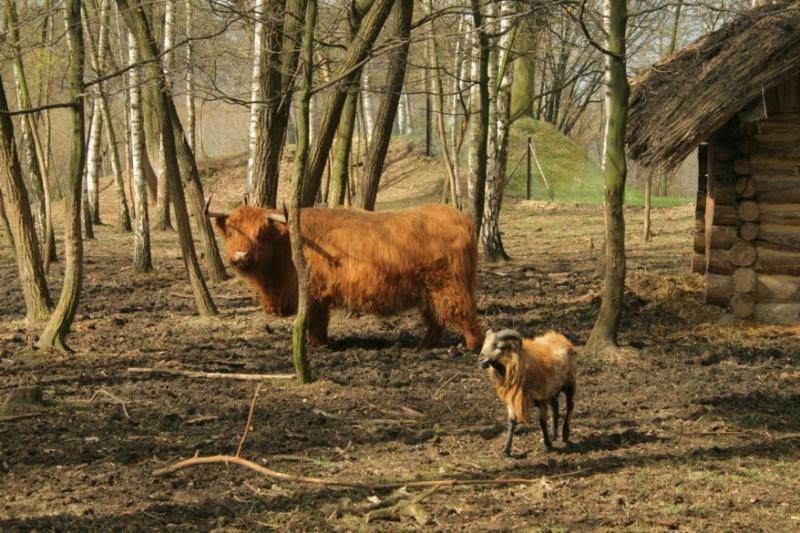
[535,401,553,450]
[563,382,575,443]
[503,417,517,456]
[550,396,560,441]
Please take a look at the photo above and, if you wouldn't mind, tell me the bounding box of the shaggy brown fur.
[213,204,483,349]
[480,329,577,456]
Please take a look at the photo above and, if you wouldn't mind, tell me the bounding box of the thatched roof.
[627,1,800,170]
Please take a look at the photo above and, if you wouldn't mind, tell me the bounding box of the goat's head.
[479,328,523,378]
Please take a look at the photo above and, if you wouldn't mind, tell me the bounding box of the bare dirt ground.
[2,154,800,531]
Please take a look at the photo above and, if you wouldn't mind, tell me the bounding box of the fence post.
[526,136,531,200]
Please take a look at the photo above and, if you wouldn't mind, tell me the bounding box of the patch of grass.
[505,118,692,207]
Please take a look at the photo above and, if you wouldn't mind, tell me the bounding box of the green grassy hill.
[505,118,691,207]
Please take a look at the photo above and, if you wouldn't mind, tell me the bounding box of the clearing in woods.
[1,152,799,530]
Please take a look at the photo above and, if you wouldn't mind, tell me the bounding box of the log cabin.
[627,1,800,323]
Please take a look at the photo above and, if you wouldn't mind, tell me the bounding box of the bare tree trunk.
[153,0,175,231]
[469,0,489,234]
[250,0,306,208]
[481,0,513,262]
[39,0,86,351]
[4,0,50,256]
[300,0,396,207]
[359,0,412,211]
[585,0,629,354]
[185,0,196,154]
[328,91,359,208]
[84,97,103,225]
[127,28,152,273]
[83,0,132,232]
[0,189,15,257]
[0,76,52,330]
[450,15,467,204]
[117,0,218,316]
[426,0,459,209]
[289,0,317,384]
[245,0,266,197]
[362,68,375,141]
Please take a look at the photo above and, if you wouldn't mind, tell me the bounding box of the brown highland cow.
[210,204,483,349]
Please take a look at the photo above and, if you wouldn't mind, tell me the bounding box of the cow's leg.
[429,287,483,350]
[306,300,330,347]
[419,305,444,348]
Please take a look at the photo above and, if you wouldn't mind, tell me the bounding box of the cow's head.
[206,199,289,272]
[479,329,523,379]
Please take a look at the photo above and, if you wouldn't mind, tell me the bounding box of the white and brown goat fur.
[479,328,577,456]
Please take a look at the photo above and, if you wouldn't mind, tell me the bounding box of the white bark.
[185,0,196,153]
[402,92,413,135]
[450,15,466,205]
[128,29,151,272]
[467,24,479,201]
[245,0,265,194]
[362,67,375,141]
[85,98,103,224]
[397,91,407,134]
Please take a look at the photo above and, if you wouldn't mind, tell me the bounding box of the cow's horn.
[267,213,287,224]
[203,195,229,218]
[494,329,522,342]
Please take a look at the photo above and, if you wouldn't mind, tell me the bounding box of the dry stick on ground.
[152,454,586,489]
[89,388,132,421]
[0,412,45,422]
[236,383,262,457]
[127,367,294,381]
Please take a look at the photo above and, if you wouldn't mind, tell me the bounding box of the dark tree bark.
[469,0,490,235]
[585,0,629,354]
[250,0,306,208]
[0,75,52,329]
[300,0,396,207]
[289,0,317,384]
[38,0,86,351]
[116,0,218,316]
[359,0,413,211]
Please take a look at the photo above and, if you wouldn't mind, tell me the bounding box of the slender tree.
[116,0,218,315]
[0,189,15,257]
[127,27,152,273]
[184,0,196,153]
[154,0,175,231]
[245,0,266,197]
[289,0,318,383]
[38,0,86,351]
[359,0,413,211]
[469,0,490,234]
[0,75,52,329]
[585,0,629,353]
[300,0,396,207]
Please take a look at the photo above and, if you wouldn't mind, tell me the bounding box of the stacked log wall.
[701,76,800,323]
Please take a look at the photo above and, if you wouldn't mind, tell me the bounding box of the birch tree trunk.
[289,0,317,384]
[39,0,86,351]
[480,0,513,261]
[128,28,152,273]
[84,98,103,225]
[116,0,218,315]
[362,68,375,141]
[359,0,413,211]
[245,0,265,197]
[469,0,489,234]
[0,76,52,330]
[585,0,629,354]
[83,0,132,232]
[185,0,196,153]
[450,15,467,202]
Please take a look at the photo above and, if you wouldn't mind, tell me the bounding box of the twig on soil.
[432,372,461,399]
[151,454,587,489]
[127,367,295,381]
[89,389,132,421]
[236,383,262,457]
[183,415,219,425]
[0,412,45,422]
[170,292,254,302]
[366,485,439,525]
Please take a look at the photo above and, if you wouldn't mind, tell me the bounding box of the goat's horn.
[267,213,287,224]
[494,329,522,341]
[204,195,230,218]
[282,201,289,223]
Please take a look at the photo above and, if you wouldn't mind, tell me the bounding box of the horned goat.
[479,328,577,456]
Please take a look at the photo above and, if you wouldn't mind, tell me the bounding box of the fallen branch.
[171,292,254,302]
[89,389,132,421]
[0,412,45,422]
[236,383,262,457]
[127,367,294,381]
[152,454,586,489]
